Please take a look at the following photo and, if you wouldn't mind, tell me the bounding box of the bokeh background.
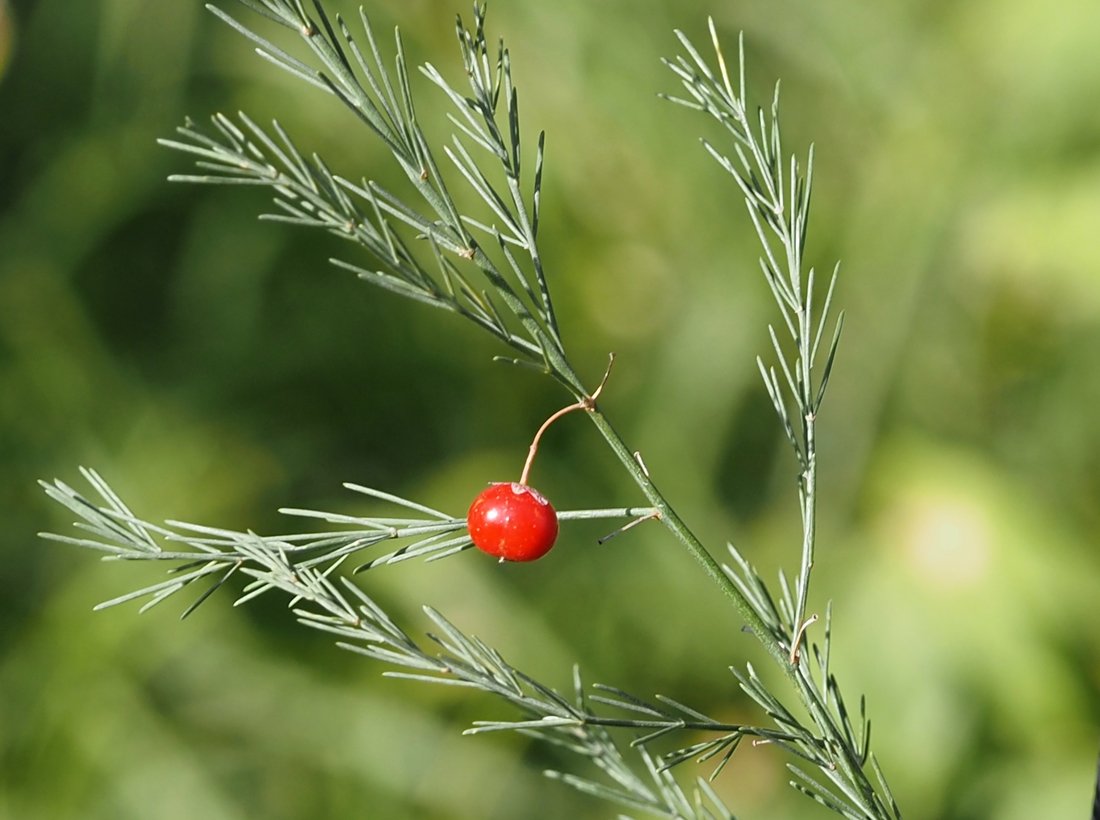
[3,0,1099,817]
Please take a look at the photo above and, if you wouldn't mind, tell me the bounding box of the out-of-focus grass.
[2,1,1099,817]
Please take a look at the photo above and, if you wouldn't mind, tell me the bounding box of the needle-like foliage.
[161,2,574,387]
[40,3,901,817]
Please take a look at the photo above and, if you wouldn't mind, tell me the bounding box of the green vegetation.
[4,1,1100,818]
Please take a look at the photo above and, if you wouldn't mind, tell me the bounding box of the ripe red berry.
[467,482,559,562]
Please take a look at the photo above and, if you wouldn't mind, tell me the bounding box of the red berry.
[467,482,559,562]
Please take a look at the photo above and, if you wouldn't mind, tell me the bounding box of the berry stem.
[519,354,616,485]
[519,402,584,485]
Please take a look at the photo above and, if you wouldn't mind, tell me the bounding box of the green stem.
[574,374,888,815]
[582,405,794,675]
[792,412,816,654]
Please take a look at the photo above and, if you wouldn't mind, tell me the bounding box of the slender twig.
[519,353,614,485]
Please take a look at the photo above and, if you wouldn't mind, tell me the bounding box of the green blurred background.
[3,0,1099,817]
